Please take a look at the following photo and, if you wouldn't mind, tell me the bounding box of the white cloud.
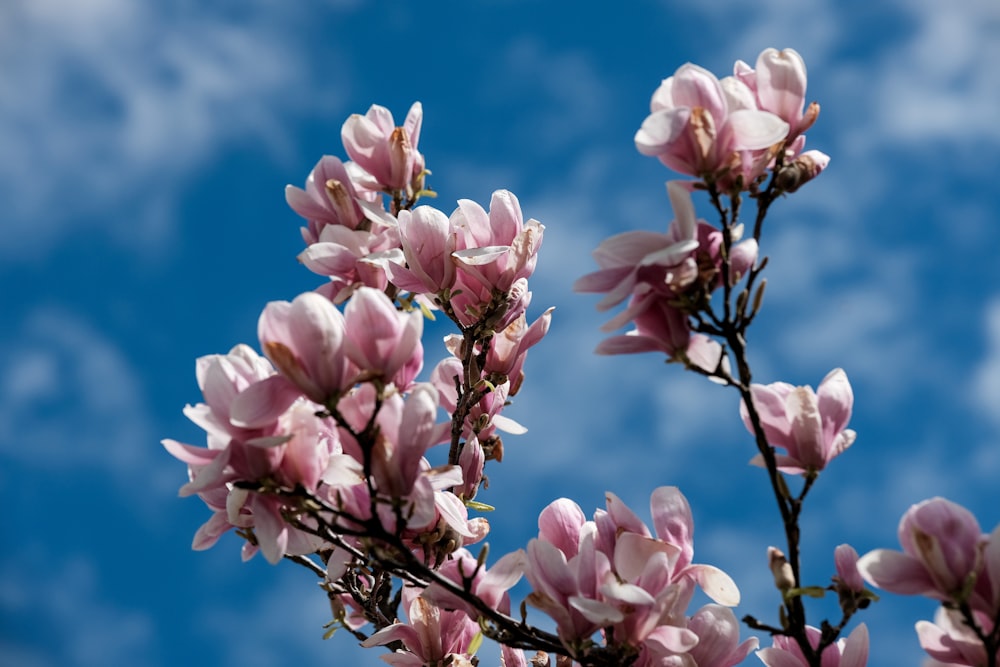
[0,0,348,258]
[481,38,612,153]
[973,298,1000,419]
[0,307,179,501]
[874,0,1000,143]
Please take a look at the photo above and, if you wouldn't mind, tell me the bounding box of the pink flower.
[257,291,353,406]
[857,497,983,602]
[740,368,856,474]
[523,487,742,654]
[593,292,691,357]
[451,190,544,295]
[757,623,869,667]
[484,307,554,383]
[422,547,526,618]
[635,63,789,180]
[369,384,449,499]
[575,181,700,313]
[298,219,401,303]
[342,286,424,389]
[341,102,425,194]
[362,584,479,667]
[385,205,457,295]
[917,607,996,667]
[686,605,758,667]
[285,155,368,243]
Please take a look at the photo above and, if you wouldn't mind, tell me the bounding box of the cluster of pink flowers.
[164,102,550,573]
[522,487,757,666]
[859,498,1000,666]
[165,46,1000,667]
[577,49,831,370]
[634,48,828,194]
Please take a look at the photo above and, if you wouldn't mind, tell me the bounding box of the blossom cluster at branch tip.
[635,48,828,193]
[165,101,553,580]
[857,497,1000,665]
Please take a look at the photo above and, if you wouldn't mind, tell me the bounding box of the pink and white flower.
[740,368,856,474]
[342,102,425,194]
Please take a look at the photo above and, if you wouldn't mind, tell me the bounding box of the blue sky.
[3,0,999,665]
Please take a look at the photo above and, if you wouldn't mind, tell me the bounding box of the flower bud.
[775,150,830,193]
[769,546,796,593]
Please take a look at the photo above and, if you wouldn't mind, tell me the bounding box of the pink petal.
[817,368,853,440]
[785,386,825,468]
[162,439,221,466]
[686,564,740,606]
[635,108,690,156]
[478,550,527,609]
[727,109,789,151]
[650,486,694,567]
[839,623,869,667]
[567,595,624,624]
[756,647,807,667]
[538,498,586,559]
[229,375,302,428]
[614,533,672,582]
[595,333,663,356]
[856,549,936,596]
[644,624,699,654]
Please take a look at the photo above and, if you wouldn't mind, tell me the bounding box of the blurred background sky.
[3,0,1000,665]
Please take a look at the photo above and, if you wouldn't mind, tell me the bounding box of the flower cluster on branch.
[164,47,1000,667]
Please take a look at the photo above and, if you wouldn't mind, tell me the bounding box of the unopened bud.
[769,546,796,592]
[775,150,830,193]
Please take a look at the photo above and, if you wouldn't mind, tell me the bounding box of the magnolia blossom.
[740,368,856,474]
[342,286,424,389]
[342,102,425,194]
[298,219,401,303]
[385,205,457,295]
[834,544,865,594]
[575,181,700,314]
[684,605,758,667]
[857,497,986,603]
[257,291,354,406]
[362,584,480,667]
[757,624,869,667]
[578,181,752,372]
[634,62,788,181]
[523,487,743,658]
[285,155,369,243]
[163,345,338,563]
[422,547,526,619]
[733,48,817,144]
[450,190,544,325]
[917,607,998,666]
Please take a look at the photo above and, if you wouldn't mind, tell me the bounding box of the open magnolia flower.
[740,368,856,474]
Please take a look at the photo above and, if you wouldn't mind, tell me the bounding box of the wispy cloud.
[480,38,613,154]
[0,307,181,501]
[0,0,349,258]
